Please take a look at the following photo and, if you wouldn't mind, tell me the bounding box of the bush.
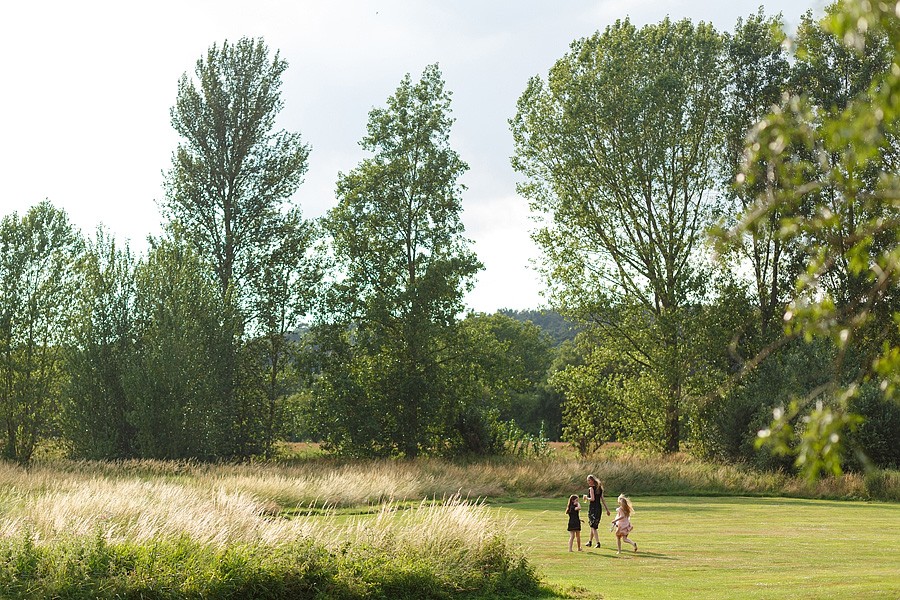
[0,534,538,600]
[847,385,900,469]
[863,469,900,502]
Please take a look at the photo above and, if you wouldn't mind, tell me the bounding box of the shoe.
[586,541,592,547]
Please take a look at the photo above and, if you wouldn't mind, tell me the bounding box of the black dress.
[567,505,581,531]
[588,484,602,529]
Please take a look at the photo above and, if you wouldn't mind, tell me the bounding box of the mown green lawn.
[495,496,900,600]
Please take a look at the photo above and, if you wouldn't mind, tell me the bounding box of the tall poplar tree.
[163,36,310,304]
[162,37,316,456]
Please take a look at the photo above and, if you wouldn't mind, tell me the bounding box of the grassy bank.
[0,533,537,599]
[0,458,539,598]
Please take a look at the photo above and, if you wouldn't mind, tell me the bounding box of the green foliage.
[719,10,795,338]
[496,419,551,458]
[125,235,234,459]
[720,0,900,479]
[511,17,725,453]
[693,338,832,470]
[163,36,310,304]
[0,201,81,463]
[460,312,556,436]
[847,383,900,468]
[863,468,900,502]
[756,395,864,482]
[159,36,319,460]
[0,528,537,599]
[64,227,136,459]
[553,362,611,457]
[243,215,324,457]
[313,64,482,458]
[498,308,577,346]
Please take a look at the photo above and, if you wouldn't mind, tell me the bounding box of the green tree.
[125,235,231,459]
[243,213,323,458]
[315,64,482,458]
[454,312,555,450]
[723,0,900,479]
[511,18,724,452]
[65,228,136,458]
[552,360,612,458]
[787,3,891,314]
[162,36,316,457]
[163,36,310,304]
[0,202,81,462]
[720,10,794,340]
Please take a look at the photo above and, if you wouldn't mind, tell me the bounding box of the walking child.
[584,474,611,548]
[610,494,637,554]
[565,494,583,552]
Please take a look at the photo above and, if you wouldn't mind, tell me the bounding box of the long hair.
[617,494,634,516]
[566,494,579,514]
[587,474,602,496]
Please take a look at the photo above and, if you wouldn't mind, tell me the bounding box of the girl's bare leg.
[575,530,582,551]
[569,531,575,552]
[616,536,622,554]
[623,536,637,552]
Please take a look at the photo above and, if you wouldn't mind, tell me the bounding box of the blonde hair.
[617,494,634,516]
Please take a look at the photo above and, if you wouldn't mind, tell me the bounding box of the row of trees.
[3,1,898,472]
[513,2,900,473]
[0,43,551,462]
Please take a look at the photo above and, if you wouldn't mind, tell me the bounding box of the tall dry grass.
[2,450,890,546]
[0,458,540,599]
[0,459,522,553]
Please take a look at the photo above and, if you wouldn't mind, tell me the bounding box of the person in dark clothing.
[584,474,611,548]
[565,494,583,552]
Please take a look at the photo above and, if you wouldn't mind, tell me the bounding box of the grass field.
[494,496,900,600]
[3,457,899,598]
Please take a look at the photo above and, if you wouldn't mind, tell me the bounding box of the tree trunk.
[664,395,680,454]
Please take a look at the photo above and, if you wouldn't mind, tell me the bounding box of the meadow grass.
[495,496,900,600]
[0,459,539,598]
[13,446,899,516]
[2,452,897,598]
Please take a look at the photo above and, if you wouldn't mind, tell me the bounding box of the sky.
[1,0,823,313]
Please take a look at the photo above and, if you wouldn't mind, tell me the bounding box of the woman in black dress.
[565,494,583,552]
[584,474,611,548]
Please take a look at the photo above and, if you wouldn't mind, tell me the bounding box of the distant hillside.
[498,309,578,346]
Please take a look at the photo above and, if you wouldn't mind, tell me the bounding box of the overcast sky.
[1,0,823,312]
